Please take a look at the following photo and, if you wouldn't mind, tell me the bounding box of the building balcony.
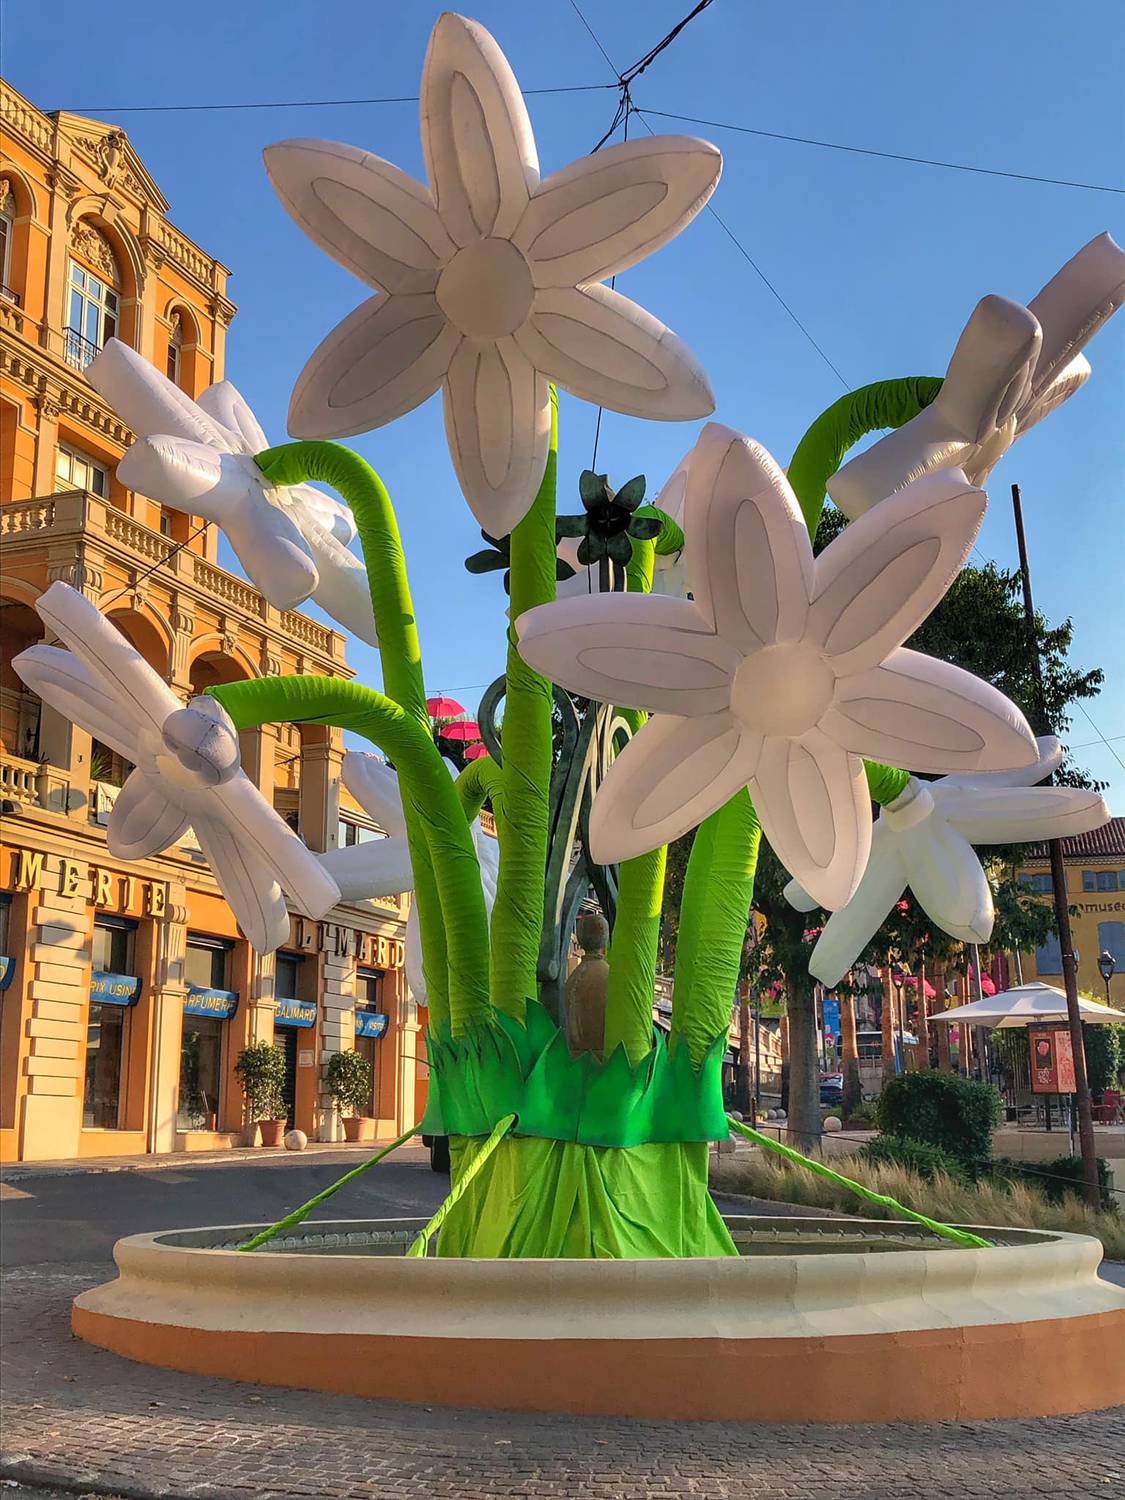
[1,284,20,306]
[63,328,101,372]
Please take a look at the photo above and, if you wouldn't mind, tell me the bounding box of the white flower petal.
[319,839,414,901]
[86,339,231,449]
[1014,354,1090,439]
[288,292,460,440]
[195,380,269,454]
[286,482,357,546]
[589,711,760,863]
[1026,231,1125,399]
[824,648,1037,773]
[807,823,911,986]
[515,135,721,288]
[783,877,822,914]
[210,773,340,922]
[518,283,713,420]
[11,644,142,763]
[301,517,378,646]
[684,423,812,650]
[936,734,1061,791]
[420,12,538,246]
[902,817,994,944]
[33,581,178,740]
[118,439,319,611]
[106,768,190,859]
[265,139,454,293]
[516,592,736,715]
[192,813,292,954]
[442,336,550,534]
[341,752,408,838]
[750,731,871,911]
[939,784,1110,845]
[808,468,985,674]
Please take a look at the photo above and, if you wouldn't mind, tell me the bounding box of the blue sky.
[8,0,1124,805]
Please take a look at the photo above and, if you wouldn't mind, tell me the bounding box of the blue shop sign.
[274,995,317,1029]
[0,956,14,992]
[91,970,141,1007]
[355,1010,389,1039]
[185,986,239,1021]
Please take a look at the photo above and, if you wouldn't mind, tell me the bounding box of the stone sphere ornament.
[284,1130,308,1151]
[823,1116,842,1133]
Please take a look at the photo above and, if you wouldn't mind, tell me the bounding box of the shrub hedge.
[876,1071,1001,1175]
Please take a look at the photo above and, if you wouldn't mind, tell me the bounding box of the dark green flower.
[465,529,577,595]
[556,471,661,566]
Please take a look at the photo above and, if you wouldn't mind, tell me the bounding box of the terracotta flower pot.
[343,1116,372,1142]
[239,1122,261,1149]
[259,1119,286,1147]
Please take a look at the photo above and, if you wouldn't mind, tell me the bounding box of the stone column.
[298,730,344,853]
[395,965,422,1131]
[19,856,90,1160]
[318,922,356,1142]
[147,886,188,1155]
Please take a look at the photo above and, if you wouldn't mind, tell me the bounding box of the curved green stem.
[787,376,943,539]
[865,760,912,806]
[254,441,459,1024]
[672,791,762,1067]
[209,676,490,1035]
[492,389,559,1020]
[455,757,506,825]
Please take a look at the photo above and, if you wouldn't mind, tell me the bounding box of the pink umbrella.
[463,743,491,760]
[426,696,465,719]
[439,720,481,742]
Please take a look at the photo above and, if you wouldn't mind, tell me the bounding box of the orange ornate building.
[0,82,421,1162]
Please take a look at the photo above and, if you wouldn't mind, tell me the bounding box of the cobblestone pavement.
[2,1264,1123,1500]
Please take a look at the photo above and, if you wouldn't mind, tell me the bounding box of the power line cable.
[641,107,1125,196]
[47,84,615,115]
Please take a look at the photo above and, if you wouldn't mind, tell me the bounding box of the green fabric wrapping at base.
[435,1134,737,1258]
[421,1000,729,1146]
[407,1113,516,1257]
[725,1116,991,1249]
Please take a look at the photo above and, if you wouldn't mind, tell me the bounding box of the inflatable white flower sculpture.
[828,233,1125,517]
[86,340,377,643]
[518,423,1037,909]
[265,11,720,533]
[319,752,499,1006]
[785,737,1111,986]
[12,583,340,951]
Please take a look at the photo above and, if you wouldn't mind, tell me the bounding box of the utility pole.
[1011,483,1100,1208]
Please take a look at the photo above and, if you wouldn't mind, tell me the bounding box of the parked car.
[819,1073,844,1106]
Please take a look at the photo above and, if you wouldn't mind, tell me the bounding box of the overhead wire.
[54,84,616,114]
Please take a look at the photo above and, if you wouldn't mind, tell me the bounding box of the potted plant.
[234,1041,287,1147]
[324,1049,374,1142]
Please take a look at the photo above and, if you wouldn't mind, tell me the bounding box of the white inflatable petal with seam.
[806,827,911,986]
[10,645,142,763]
[195,380,269,453]
[86,339,229,448]
[106,769,192,860]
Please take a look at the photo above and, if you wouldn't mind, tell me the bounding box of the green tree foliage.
[1083,1021,1124,1095]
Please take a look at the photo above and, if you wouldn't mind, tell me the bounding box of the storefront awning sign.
[274,995,317,1028]
[184,987,239,1020]
[355,1010,389,1039]
[91,970,141,1007]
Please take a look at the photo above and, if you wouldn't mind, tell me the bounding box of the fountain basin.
[72,1216,1125,1423]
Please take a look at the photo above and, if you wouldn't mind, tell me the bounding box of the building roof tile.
[1024,816,1125,861]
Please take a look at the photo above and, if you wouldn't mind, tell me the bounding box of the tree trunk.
[916,961,930,1069]
[840,992,862,1118]
[933,962,952,1071]
[881,966,897,1086]
[779,1013,790,1112]
[785,980,821,1153]
[734,981,752,1114]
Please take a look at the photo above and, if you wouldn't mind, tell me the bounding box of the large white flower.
[786,737,1111,986]
[517,423,1037,909]
[264,11,720,534]
[828,233,1125,518]
[12,583,340,951]
[86,340,377,644]
[319,752,499,1006]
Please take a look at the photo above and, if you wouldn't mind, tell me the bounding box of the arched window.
[166,311,183,385]
[0,183,15,303]
[66,223,120,370]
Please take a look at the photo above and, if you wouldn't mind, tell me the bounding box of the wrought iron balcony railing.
[0,284,20,306]
[64,327,100,370]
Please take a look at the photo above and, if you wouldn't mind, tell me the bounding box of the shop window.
[276,952,303,999]
[1082,870,1121,893]
[338,817,384,848]
[355,967,384,1117]
[1035,933,1063,976]
[66,258,119,370]
[0,893,12,994]
[1099,921,1125,971]
[84,916,137,1129]
[56,444,108,498]
[178,1015,223,1131]
[185,936,231,991]
[1019,872,1053,895]
[166,312,183,385]
[357,969,381,1011]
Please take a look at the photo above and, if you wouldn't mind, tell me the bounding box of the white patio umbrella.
[933,982,1125,1030]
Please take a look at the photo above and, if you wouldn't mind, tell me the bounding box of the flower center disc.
[436,238,535,338]
[730,644,836,737]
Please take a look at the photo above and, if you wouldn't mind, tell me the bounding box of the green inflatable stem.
[208,676,490,1034]
[407,1113,517,1256]
[787,376,944,538]
[237,1124,421,1251]
[491,388,559,1020]
[726,1116,991,1249]
[455,756,505,825]
[865,760,912,806]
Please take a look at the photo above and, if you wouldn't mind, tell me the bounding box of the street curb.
[0,1143,428,1182]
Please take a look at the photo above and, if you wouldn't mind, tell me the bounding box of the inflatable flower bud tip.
[284,1129,308,1151]
[161,703,240,786]
[823,1116,842,1133]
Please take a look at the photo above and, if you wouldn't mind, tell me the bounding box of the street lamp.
[1098,950,1116,1006]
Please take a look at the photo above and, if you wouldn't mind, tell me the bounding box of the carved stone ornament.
[70,221,118,282]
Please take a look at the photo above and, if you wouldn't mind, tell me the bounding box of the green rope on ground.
[406,1114,517,1257]
[237,1124,422,1251]
[725,1115,991,1250]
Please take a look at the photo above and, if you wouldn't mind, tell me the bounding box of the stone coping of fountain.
[73,1216,1125,1423]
